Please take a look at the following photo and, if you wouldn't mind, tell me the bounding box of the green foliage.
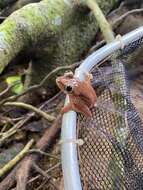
[6,75,23,94]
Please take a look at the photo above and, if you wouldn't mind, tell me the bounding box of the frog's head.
[56,71,79,94]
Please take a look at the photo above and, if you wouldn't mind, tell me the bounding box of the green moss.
[0,0,118,77]
[0,19,16,42]
[0,0,73,74]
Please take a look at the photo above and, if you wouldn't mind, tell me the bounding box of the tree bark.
[0,0,119,103]
[0,0,118,73]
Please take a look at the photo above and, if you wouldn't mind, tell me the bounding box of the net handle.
[61,26,143,190]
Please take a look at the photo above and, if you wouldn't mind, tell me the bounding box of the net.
[77,38,143,190]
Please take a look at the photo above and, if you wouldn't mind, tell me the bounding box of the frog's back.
[74,81,96,106]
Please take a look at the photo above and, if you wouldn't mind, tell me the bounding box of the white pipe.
[61,26,143,190]
[76,26,143,80]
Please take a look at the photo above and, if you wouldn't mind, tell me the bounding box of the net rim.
[61,26,143,190]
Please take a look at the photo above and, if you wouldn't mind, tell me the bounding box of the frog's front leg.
[84,72,93,83]
[61,103,72,114]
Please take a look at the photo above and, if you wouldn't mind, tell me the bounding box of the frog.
[56,71,97,117]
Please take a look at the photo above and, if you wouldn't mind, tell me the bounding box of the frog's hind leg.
[81,106,92,118]
[74,102,92,118]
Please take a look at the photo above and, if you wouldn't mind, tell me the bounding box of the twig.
[107,2,124,18]
[0,116,30,147]
[88,8,143,54]
[0,139,34,178]
[4,102,55,122]
[15,114,61,190]
[111,8,143,29]
[29,149,60,160]
[32,62,80,89]
[0,86,12,98]
[36,179,48,190]
[86,0,114,43]
[33,163,59,190]
[39,91,64,110]
[88,40,105,54]
[28,162,61,184]
[1,62,80,103]
[0,115,14,126]
[33,163,50,180]
[0,61,64,190]
[0,81,20,99]
[0,115,24,128]
[0,165,18,190]
[0,91,62,146]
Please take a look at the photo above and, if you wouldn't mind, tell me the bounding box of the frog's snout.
[56,78,60,84]
[56,77,65,91]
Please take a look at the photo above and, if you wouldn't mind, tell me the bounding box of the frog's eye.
[64,71,74,78]
[65,85,73,92]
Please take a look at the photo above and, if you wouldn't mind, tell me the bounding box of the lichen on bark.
[0,0,75,73]
[0,0,119,101]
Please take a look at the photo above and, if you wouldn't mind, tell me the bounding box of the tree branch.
[0,139,34,178]
[4,102,55,122]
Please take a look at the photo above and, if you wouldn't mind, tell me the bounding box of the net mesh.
[77,37,143,190]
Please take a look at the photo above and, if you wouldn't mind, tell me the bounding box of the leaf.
[6,75,24,94]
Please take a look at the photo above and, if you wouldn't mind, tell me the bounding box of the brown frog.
[56,71,96,117]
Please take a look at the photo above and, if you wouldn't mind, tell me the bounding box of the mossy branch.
[86,0,115,42]
[0,0,72,73]
[0,139,34,178]
[0,0,118,75]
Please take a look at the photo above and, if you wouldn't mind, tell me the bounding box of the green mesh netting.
[77,38,143,190]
